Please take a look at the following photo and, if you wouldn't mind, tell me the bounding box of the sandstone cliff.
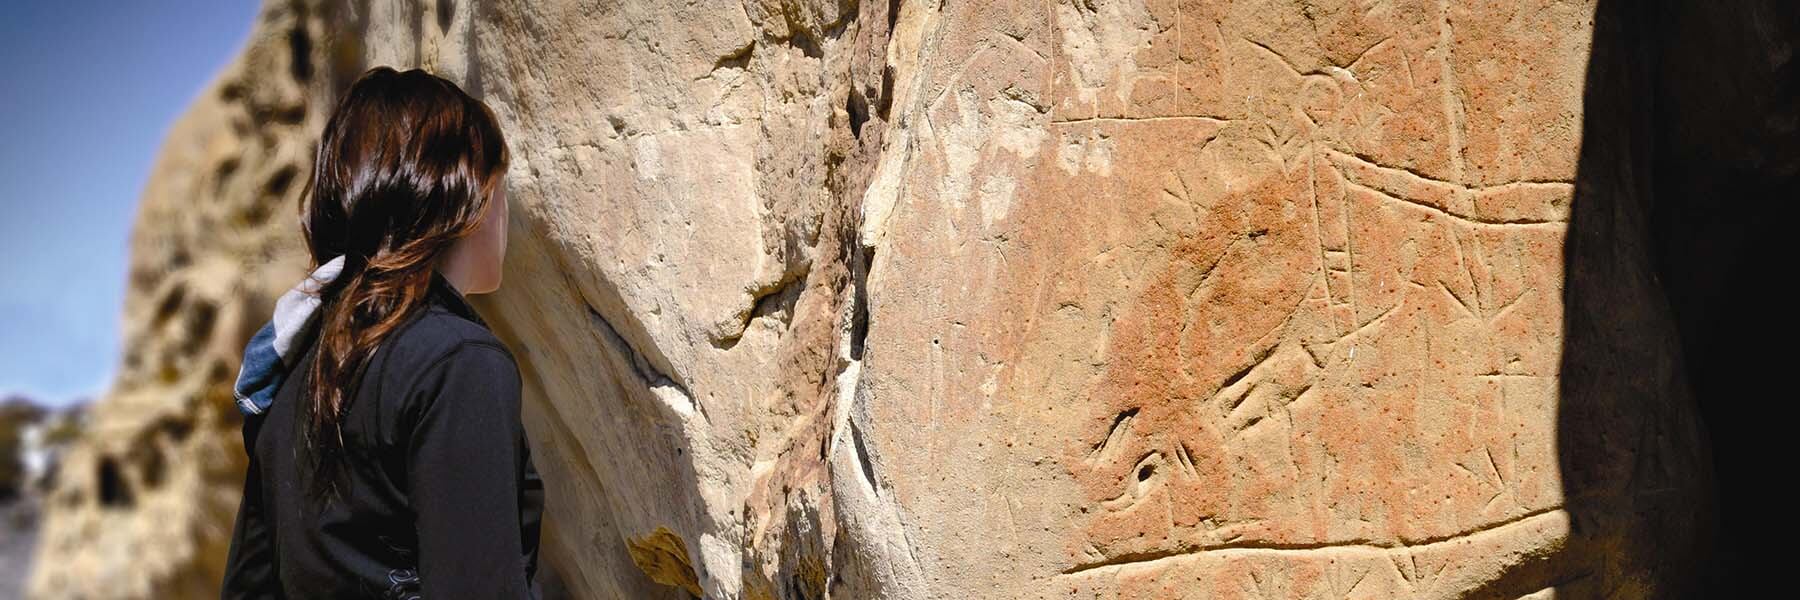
[31,0,1755,598]
[26,2,333,596]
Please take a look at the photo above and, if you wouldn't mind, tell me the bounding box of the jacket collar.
[427,269,489,327]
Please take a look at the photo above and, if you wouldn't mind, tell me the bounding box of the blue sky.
[1,2,260,407]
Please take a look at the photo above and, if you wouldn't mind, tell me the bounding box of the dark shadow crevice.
[1557,1,1796,596]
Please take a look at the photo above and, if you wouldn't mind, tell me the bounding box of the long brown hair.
[296,66,509,503]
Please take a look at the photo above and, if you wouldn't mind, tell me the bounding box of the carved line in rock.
[1059,505,1568,576]
[1045,0,1577,232]
[1435,0,1469,187]
[1242,36,1363,81]
[1327,148,1576,195]
[1049,115,1236,125]
[1053,98,1577,573]
[1324,148,1572,226]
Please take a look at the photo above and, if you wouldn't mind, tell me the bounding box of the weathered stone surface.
[848,1,1708,598]
[31,0,1738,598]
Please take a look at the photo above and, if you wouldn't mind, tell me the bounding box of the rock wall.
[30,0,1734,598]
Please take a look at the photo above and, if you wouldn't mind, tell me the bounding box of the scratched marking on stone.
[1042,0,1575,585]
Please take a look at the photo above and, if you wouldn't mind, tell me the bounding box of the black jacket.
[221,270,543,599]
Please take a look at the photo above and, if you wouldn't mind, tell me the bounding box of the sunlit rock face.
[31,0,1722,598]
[845,1,1711,597]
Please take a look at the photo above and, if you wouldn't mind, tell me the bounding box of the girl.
[222,66,542,599]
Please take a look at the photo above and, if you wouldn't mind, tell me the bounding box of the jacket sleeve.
[405,342,533,599]
[221,415,282,599]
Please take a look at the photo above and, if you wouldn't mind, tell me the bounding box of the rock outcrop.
[25,3,337,597]
[34,0,1758,598]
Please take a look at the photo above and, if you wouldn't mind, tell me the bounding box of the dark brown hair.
[296,66,509,503]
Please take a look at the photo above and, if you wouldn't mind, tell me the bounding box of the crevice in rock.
[847,245,872,362]
[152,283,188,326]
[96,457,132,509]
[132,442,167,491]
[584,304,701,419]
[288,5,313,82]
[180,301,219,356]
[877,65,894,120]
[849,418,878,495]
[435,0,454,34]
[847,88,870,138]
[789,28,824,59]
[214,156,241,198]
[712,41,755,74]
[713,267,807,350]
[155,416,194,443]
[462,0,485,98]
[262,163,297,197]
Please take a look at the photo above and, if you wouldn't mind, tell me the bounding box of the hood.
[232,256,345,416]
